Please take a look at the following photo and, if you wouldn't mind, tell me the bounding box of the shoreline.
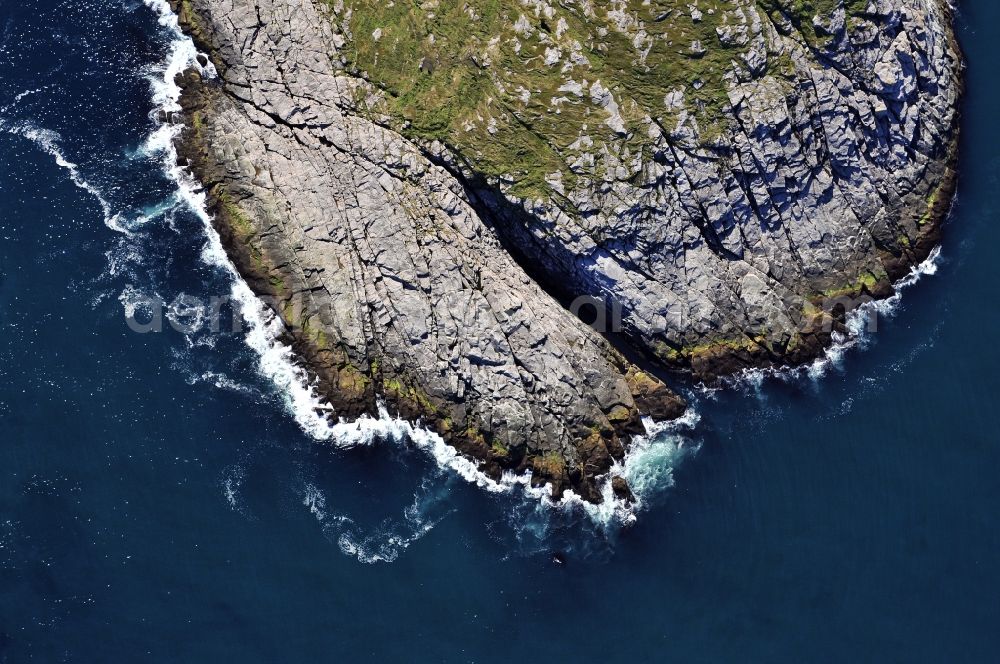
[164,0,963,506]
[679,0,964,384]
[169,64,687,507]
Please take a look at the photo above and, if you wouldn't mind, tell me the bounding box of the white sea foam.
[195,371,261,396]
[118,284,159,321]
[343,480,453,564]
[7,86,50,108]
[336,521,438,564]
[713,245,946,391]
[357,404,702,528]
[809,245,943,379]
[143,0,694,529]
[294,476,447,564]
[301,482,329,522]
[576,408,702,525]
[220,464,254,518]
[0,121,126,232]
[139,1,345,439]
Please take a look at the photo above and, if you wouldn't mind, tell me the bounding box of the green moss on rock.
[325,0,795,201]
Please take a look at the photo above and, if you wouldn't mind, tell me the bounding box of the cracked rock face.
[167,0,960,504]
[169,0,685,504]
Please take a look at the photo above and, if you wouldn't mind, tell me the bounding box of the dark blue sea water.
[1,1,997,661]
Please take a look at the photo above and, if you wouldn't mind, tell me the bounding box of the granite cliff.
[166,0,961,503]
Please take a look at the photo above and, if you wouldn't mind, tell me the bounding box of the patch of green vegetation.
[249,246,265,270]
[606,405,633,423]
[177,0,206,40]
[323,0,798,201]
[464,425,488,447]
[216,191,294,297]
[302,316,329,349]
[532,451,566,478]
[382,375,436,413]
[267,271,288,294]
[218,192,255,238]
[756,0,868,47]
[820,270,885,299]
[918,185,943,226]
[491,440,510,458]
[685,334,765,358]
[650,340,683,364]
[337,364,372,395]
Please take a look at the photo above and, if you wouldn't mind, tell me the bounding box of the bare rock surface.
[167,0,961,503]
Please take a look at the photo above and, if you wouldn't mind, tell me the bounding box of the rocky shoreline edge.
[164,0,962,506]
[170,69,687,505]
[687,1,963,381]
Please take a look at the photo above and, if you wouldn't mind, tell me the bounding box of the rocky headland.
[166,0,961,503]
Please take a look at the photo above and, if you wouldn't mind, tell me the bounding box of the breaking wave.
[716,245,946,393]
[0,120,126,233]
[298,478,452,564]
[141,0,697,535]
[808,246,943,380]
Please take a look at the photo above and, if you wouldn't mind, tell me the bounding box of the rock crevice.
[166,0,961,504]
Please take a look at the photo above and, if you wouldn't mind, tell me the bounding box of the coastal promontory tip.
[166,0,961,503]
